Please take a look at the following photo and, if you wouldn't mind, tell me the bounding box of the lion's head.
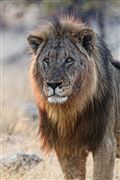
[27,15,98,113]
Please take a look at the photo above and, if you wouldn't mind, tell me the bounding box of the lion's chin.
[47,96,68,104]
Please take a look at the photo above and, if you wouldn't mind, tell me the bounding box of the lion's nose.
[47,81,62,90]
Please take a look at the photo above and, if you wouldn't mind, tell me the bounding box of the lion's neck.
[45,98,82,136]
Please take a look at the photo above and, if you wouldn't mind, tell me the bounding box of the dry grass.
[1,61,32,134]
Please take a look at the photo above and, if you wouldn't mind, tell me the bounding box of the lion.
[27,14,120,180]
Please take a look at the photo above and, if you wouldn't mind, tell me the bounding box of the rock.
[1,152,42,173]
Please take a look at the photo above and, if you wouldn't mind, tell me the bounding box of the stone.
[1,152,42,172]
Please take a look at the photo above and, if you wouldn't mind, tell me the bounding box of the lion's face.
[34,35,95,104]
[28,27,97,105]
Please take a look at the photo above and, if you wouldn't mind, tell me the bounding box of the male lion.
[27,14,120,180]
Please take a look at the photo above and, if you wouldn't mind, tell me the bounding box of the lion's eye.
[65,57,74,64]
[42,58,49,70]
[43,58,49,64]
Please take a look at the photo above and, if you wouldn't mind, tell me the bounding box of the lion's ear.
[27,35,43,54]
[79,29,96,54]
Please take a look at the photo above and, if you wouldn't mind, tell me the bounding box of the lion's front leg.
[56,150,87,180]
[92,134,116,180]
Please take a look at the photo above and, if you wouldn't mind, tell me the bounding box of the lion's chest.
[40,104,108,154]
[41,111,91,153]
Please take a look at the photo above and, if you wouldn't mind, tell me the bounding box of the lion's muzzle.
[43,81,69,104]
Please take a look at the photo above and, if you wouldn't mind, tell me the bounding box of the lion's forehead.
[42,37,79,60]
[47,37,69,53]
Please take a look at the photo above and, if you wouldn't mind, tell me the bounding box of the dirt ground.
[1,127,120,180]
[1,129,120,179]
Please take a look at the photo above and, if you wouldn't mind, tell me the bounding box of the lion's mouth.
[47,95,68,104]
